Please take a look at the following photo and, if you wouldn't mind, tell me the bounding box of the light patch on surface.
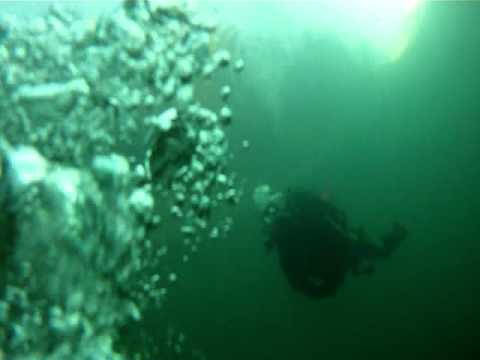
[272,0,424,64]
[334,0,424,63]
[204,0,424,65]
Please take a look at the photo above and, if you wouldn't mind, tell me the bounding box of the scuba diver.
[253,185,408,299]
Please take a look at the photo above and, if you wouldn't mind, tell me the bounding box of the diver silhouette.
[262,188,407,299]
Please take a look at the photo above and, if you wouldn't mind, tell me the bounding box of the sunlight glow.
[198,0,424,65]
[328,0,424,63]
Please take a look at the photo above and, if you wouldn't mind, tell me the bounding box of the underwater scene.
[0,1,479,359]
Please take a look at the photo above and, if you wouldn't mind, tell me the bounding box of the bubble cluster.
[0,1,244,359]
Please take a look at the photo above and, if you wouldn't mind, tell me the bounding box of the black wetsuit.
[267,189,407,299]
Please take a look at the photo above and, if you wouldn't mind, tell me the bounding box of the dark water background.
[167,2,480,359]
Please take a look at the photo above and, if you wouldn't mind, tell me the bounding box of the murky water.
[1,1,479,359]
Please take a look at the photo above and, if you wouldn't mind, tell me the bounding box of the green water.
[167,2,480,359]
[2,1,478,359]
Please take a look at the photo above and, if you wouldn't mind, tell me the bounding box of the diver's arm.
[354,223,408,259]
[350,223,407,275]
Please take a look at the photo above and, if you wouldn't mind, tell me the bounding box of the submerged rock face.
[0,1,243,359]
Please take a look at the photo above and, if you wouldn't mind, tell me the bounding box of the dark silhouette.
[266,189,407,299]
